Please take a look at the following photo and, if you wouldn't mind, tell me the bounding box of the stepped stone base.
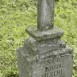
[17,26,73,77]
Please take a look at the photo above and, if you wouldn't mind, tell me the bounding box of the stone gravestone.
[17,0,73,77]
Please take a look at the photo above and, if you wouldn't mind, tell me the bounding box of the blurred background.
[0,0,77,77]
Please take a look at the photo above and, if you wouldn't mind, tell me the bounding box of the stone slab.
[23,37,66,53]
[26,26,64,41]
[17,45,73,77]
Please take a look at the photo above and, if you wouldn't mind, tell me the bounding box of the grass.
[0,0,77,77]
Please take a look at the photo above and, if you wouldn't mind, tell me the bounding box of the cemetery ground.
[0,0,77,77]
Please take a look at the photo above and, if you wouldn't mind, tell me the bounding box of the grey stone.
[37,0,54,31]
[17,33,73,77]
[17,39,73,77]
[26,26,64,41]
[16,0,73,77]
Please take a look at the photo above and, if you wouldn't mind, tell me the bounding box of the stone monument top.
[26,0,64,41]
[37,0,54,31]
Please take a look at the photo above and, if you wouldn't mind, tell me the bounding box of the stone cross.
[37,0,54,31]
[17,0,73,77]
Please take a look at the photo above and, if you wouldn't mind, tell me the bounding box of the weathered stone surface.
[17,39,73,77]
[17,25,73,77]
[23,37,66,53]
[17,0,73,77]
[37,0,54,31]
[26,26,64,41]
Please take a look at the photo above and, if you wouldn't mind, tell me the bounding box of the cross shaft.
[37,0,54,31]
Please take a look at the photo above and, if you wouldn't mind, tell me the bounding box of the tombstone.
[17,0,73,77]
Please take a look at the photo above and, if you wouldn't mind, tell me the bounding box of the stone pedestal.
[17,26,73,77]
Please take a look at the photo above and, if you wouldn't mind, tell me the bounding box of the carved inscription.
[42,69,62,77]
[33,57,64,77]
[42,63,63,77]
[32,52,73,77]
